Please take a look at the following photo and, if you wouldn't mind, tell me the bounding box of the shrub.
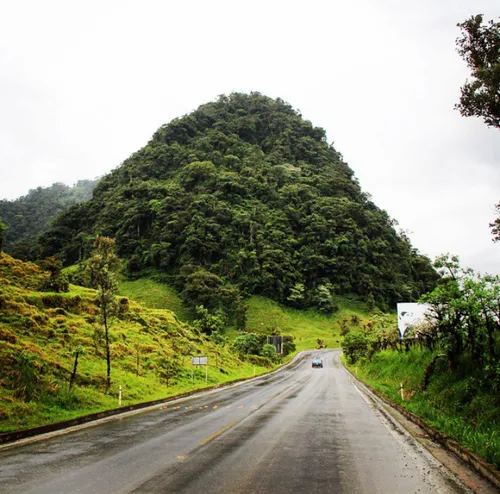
[262,343,277,362]
[232,333,261,355]
[282,335,296,356]
[342,331,369,364]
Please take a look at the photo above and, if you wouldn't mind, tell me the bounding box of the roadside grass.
[0,254,270,433]
[346,349,500,469]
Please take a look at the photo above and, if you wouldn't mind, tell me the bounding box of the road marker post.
[119,385,122,407]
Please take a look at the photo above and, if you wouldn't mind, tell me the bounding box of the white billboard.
[397,303,432,338]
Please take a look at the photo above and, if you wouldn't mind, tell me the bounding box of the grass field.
[0,255,272,433]
[117,277,193,322]
[115,277,372,351]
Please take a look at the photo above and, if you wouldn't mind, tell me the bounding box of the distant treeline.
[0,180,98,257]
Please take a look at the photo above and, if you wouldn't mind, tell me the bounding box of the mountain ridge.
[39,92,438,313]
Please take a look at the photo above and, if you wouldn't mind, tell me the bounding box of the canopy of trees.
[456,14,500,129]
[39,93,437,310]
[0,180,98,257]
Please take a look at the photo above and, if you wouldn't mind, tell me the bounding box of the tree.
[69,345,85,392]
[193,305,226,334]
[0,219,5,252]
[232,333,262,356]
[88,237,120,391]
[262,343,278,362]
[38,256,69,292]
[456,15,500,129]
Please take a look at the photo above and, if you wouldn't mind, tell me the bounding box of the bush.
[262,343,277,362]
[232,333,261,355]
[282,335,296,356]
[342,331,369,364]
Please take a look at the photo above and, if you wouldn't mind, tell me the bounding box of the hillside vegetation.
[342,256,500,468]
[0,253,270,433]
[39,93,437,319]
[0,180,98,258]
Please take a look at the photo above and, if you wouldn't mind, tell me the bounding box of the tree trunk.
[104,305,111,391]
[69,352,79,392]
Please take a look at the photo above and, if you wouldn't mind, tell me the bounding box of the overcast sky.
[0,0,499,274]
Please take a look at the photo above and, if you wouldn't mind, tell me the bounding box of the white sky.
[0,0,499,274]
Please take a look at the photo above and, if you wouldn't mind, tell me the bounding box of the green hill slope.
[40,93,437,317]
[115,275,370,352]
[0,253,268,433]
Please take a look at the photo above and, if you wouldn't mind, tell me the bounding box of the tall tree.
[88,236,120,391]
[456,15,500,129]
[0,219,5,252]
[455,16,500,242]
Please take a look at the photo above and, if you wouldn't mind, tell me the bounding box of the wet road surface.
[0,350,468,493]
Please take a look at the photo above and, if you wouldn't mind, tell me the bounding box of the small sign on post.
[191,356,208,383]
[191,356,208,366]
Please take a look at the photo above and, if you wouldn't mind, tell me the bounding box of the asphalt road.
[0,350,469,493]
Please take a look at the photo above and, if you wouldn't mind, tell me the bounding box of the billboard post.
[191,356,208,383]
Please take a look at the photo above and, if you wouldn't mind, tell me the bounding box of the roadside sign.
[191,356,208,365]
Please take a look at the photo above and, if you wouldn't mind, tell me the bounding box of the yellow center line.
[200,421,236,446]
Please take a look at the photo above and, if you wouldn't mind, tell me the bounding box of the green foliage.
[311,283,339,313]
[156,356,181,388]
[194,305,226,334]
[0,218,5,252]
[210,330,227,347]
[420,254,500,371]
[232,332,262,356]
[0,253,270,433]
[342,332,369,364]
[262,343,278,362]
[180,268,224,310]
[88,237,121,390]
[38,256,69,293]
[456,15,500,129]
[341,314,399,364]
[13,350,44,402]
[39,93,437,311]
[0,180,98,257]
[282,335,296,356]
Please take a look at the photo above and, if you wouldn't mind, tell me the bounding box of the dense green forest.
[0,180,98,258]
[39,93,437,313]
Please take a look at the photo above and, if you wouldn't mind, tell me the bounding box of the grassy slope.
[345,350,500,469]
[240,295,367,351]
[117,277,192,322]
[116,277,370,351]
[0,255,269,433]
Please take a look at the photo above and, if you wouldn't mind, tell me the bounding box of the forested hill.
[0,180,98,257]
[40,93,437,311]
